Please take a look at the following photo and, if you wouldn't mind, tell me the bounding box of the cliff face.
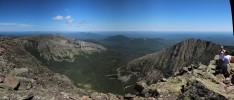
[19,34,106,62]
[118,39,220,83]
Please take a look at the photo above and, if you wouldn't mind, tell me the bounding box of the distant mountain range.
[98,35,173,60]
[64,32,107,40]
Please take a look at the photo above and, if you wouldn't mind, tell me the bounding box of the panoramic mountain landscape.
[0,34,234,99]
[1,0,234,99]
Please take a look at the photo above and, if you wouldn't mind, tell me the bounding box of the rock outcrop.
[118,39,220,83]
[2,75,20,90]
[19,34,106,62]
[131,55,234,100]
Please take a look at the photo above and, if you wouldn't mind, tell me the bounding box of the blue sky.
[0,0,232,32]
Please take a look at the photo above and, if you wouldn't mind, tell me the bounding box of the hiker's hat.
[220,45,224,49]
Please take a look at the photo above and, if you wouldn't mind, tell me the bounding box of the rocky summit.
[118,38,220,84]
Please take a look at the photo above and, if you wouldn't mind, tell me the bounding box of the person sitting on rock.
[222,51,232,80]
[218,45,226,72]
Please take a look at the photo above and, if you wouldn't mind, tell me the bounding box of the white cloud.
[65,16,74,24]
[52,15,64,21]
[52,15,97,30]
[52,15,74,24]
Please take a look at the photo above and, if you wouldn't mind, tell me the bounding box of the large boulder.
[134,81,159,97]
[179,79,227,100]
[3,75,20,90]
[90,92,110,100]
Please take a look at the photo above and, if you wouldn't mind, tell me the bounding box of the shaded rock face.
[134,82,159,98]
[119,39,220,83]
[19,34,106,62]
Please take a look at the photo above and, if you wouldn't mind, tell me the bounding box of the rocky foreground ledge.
[132,55,234,100]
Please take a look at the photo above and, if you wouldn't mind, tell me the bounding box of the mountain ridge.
[18,34,107,62]
[118,38,220,83]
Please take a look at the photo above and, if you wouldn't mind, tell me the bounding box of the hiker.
[223,51,232,80]
[218,45,226,72]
